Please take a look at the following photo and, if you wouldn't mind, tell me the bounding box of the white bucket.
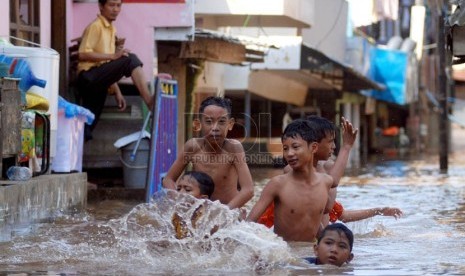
[0,45,59,158]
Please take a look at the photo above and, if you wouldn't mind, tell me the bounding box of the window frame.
[9,0,40,45]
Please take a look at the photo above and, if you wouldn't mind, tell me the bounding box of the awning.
[300,45,385,92]
[179,29,269,65]
[247,44,384,106]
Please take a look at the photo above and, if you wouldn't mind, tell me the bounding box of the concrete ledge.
[0,173,87,231]
[88,187,145,202]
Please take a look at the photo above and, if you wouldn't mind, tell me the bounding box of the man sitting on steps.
[76,0,153,141]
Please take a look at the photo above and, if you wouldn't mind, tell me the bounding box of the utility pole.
[438,4,449,173]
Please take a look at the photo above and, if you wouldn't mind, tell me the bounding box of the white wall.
[195,62,226,94]
[301,0,348,62]
[195,0,314,27]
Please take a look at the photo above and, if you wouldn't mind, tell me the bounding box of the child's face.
[313,230,353,267]
[282,135,317,169]
[200,105,233,146]
[176,176,206,199]
[315,133,336,162]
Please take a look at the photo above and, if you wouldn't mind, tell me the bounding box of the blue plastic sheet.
[58,96,95,125]
[363,48,408,105]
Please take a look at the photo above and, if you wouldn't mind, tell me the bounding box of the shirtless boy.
[163,96,254,209]
[247,119,336,242]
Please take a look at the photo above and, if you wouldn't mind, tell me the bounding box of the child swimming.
[304,223,354,267]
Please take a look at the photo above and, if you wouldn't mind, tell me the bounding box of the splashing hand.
[379,207,403,219]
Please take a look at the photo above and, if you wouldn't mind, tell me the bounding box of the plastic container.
[0,45,59,159]
[6,166,32,181]
[120,138,150,189]
[51,97,94,173]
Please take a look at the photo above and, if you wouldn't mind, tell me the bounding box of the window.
[9,0,40,46]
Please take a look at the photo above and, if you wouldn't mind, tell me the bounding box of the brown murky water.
[2,145,465,275]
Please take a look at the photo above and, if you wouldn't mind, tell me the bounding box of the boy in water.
[258,115,348,228]
[163,96,254,209]
[172,171,216,239]
[305,223,354,266]
[176,171,215,200]
[282,116,402,226]
[247,119,335,242]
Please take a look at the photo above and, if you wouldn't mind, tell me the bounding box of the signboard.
[145,78,178,202]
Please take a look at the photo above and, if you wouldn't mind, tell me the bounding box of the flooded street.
[1,126,465,275]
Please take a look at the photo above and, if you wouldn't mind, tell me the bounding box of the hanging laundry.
[374,0,399,21]
[347,0,375,27]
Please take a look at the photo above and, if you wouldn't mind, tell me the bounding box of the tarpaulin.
[363,47,408,105]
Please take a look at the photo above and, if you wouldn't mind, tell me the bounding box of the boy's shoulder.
[263,174,287,192]
[184,138,205,151]
[314,170,334,186]
[223,138,245,152]
[268,173,292,186]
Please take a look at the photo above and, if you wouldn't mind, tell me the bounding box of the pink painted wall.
[72,2,193,80]
[0,1,10,37]
[40,0,52,47]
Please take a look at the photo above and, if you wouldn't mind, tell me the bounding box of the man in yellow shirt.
[77,0,153,141]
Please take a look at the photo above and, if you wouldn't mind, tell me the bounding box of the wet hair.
[199,96,232,118]
[306,115,337,142]
[181,171,215,198]
[282,118,318,144]
[99,0,123,5]
[318,223,354,251]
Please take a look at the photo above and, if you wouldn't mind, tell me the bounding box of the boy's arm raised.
[326,117,358,187]
[162,139,194,190]
[228,144,254,209]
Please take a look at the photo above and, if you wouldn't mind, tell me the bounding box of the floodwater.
[2,141,465,275]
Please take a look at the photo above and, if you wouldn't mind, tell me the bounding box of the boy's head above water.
[199,96,232,118]
[306,115,337,142]
[176,171,215,199]
[281,119,319,169]
[314,223,354,266]
[196,97,234,145]
[306,115,337,161]
[282,119,318,144]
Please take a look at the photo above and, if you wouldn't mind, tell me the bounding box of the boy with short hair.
[258,115,344,228]
[247,119,336,242]
[175,171,215,199]
[172,171,216,239]
[280,116,357,226]
[163,96,254,209]
[305,223,354,266]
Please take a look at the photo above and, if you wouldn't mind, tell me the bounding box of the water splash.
[105,190,292,273]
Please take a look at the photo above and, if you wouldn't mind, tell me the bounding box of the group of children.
[162,96,403,267]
